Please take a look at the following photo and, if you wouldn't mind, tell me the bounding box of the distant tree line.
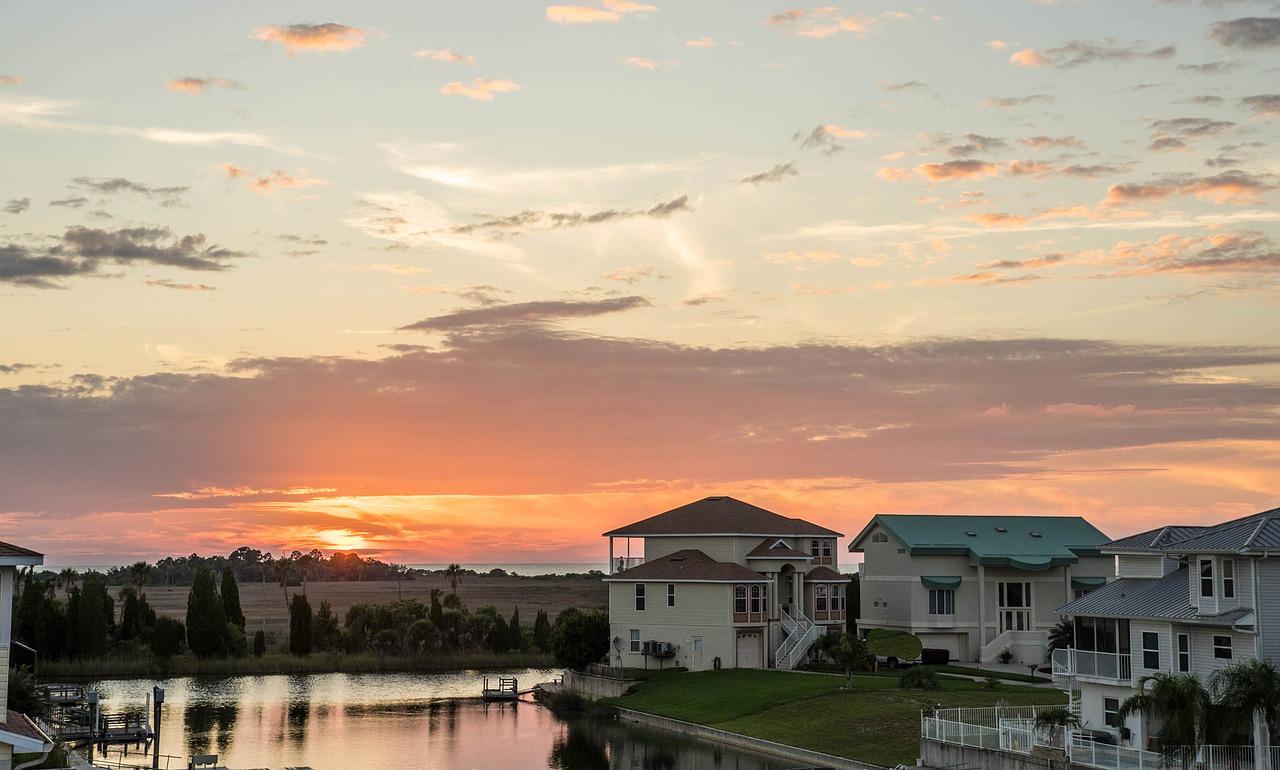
[86,548,412,587]
[285,588,554,658]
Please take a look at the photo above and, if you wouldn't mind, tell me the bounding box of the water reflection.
[91,671,791,770]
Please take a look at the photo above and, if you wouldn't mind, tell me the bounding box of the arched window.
[750,585,763,614]
[734,584,747,615]
[810,539,820,557]
[815,584,828,612]
[822,539,832,558]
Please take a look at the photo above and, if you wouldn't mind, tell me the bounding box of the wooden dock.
[481,676,540,701]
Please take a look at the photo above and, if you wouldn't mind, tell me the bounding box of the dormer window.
[1200,559,1214,598]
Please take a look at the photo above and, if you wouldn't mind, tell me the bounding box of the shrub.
[253,630,266,657]
[998,648,1013,664]
[899,667,940,690]
[984,676,1000,689]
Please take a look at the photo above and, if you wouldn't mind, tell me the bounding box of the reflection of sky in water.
[88,671,788,770]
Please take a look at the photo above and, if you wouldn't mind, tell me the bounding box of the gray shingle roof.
[745,539,811,559]
[603,549,769,583]
[804,566,846,582]
[603,496,842,538]
[1057,567,1250,625]
[0,541,43,566]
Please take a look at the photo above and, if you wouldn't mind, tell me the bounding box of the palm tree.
[1034,706,1080,749]
[444,563,463,593]
[1047,618,1074,653]
[1210,658,1280,751]
[128,561,151,591]
[1116,671,1214,761]
[273,558,294,612]
[55,567,79,598]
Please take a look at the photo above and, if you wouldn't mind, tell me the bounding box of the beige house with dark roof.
[0,541,54,770]
[603,496,846,670]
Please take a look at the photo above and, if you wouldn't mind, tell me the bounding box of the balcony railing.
[610,557,644,574]
[1051,646,1132,683]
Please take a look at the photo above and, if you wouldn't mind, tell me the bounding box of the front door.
[998,581,1032,632]
[691,637,704,670]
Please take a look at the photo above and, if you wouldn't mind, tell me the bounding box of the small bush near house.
[998,648,1013,664]
[899,667,940,690]
[921,648,949,665]
[984,676,1000,689]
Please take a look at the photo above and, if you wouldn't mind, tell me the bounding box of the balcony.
[610,557,644,574]
[1052,647,1132,684]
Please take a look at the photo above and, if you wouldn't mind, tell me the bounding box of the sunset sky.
[2,1,1279,567]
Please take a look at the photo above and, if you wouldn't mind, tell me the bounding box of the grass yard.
[608,668,1064,768]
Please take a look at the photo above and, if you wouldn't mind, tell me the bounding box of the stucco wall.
[921,739,1070,770]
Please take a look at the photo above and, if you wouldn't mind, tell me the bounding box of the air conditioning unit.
[654,642,676,657]
[641,640,657,655]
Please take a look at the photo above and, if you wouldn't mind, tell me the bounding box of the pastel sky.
[2,1,1279,567]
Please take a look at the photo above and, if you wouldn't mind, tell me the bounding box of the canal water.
[89,669,795,770]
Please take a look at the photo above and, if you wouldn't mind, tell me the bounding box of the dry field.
[141,574,608,641]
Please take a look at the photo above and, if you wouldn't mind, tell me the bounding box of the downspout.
[14,744,52,770]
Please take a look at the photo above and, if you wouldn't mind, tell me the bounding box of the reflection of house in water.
[551,713,787,770]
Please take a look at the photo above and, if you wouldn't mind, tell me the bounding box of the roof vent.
[706,496,723,501]
[1030,531,1042,538]
[965,530,977,537]
[671,557,685,562]
[995,527,1007,533]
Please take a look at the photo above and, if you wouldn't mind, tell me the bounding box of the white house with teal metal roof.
[850,514,1112,664]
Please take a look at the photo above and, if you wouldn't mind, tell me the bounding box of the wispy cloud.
[167,76,243,94]
[685,37,716,48]
[768,7,881,38]
[440,79,520,100]
[1242,94,1280,117]
[984,94,1053,108]
[1020,135,1086,150]
[1,226,251,287]
[70,177,188,207]
[412,48,476,64]
[796,124,872,154]
[546,1,656,24]
[144,279,217,291]
[251,23,371,54]
[1010,40,1176,68]
[2,198,30,215]
[1104,171,1277,206]
[915,159,1001,182]
[621,57,662,69]
[223,165,328,195]
[0,75,25,87]
[739,162,799,185]
[401,296,651,331]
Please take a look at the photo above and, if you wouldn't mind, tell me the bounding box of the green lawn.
[607,668,1063,767]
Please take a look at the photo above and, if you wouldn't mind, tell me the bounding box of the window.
[1142,632,1160,669]
[1214,635,1232,660]
[897,548,906,554]
[871,532,888,543]
[1223,560,1235,599]
[734,584,747,614]
[831,584,842,612]
[1104,697,1120,728]
[811,539,820,557]
[815,585,828,612]
[750,585,764,614]
[999,582,1031,608]
[1200,559,1214,598]
[667,584,676,607]
[629,629,640,653]
[1177,633,1190,672]
[929,589,956,615]
[635,583,646,612]
[822,539,832,558]
[1073,589,1088,600]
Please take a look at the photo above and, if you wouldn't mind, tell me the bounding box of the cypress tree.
[509,607,523,652]
[76,575,112,658]
[221,566,246,631]
[533,609,551,652]
[289,593,313,656]
[186,565,227,658]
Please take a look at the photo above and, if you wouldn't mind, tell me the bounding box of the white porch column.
[977,564,986,659]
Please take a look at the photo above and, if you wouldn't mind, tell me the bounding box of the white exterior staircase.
[775,606,818,670]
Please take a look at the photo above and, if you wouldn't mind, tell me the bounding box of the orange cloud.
[986,40,1008,51]
[220,163,248,178]
[686,36,716,48]
[914,159,1000,181]
[621,57,660,69]
[823,125,872,139]
[167,77,243,93]
[247,168,329,194]
[440,79,521,100]
[876,167,911,181]
[762,250,843,265]
[413,49,476,64]
[965,212,1028,228]
[546,1,654,24]
[1103,172,1277,206]
[251,23,369,54]
[1009,48,1048,66]
[768,7,877,38]
[0,75,26,87]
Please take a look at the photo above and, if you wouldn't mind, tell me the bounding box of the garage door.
[736,632,761,668]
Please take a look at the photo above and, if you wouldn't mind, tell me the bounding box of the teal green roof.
[1072,576,1107,591]
[851,514,1109,570]
[921,575,962,589]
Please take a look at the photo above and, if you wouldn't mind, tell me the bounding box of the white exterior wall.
[608,580,767,669]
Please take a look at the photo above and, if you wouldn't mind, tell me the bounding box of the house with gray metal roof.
[1052,505,1280,754]
[603,496,846,671]
[849,513,1112,664]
